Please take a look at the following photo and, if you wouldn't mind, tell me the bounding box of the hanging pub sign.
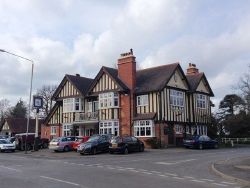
[33,95,43,109]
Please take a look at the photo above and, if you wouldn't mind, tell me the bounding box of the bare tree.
[36,85,57,116]
[0,99,10,122]
[237,65,250,113]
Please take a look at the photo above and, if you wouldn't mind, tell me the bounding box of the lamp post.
[0,49,34,154]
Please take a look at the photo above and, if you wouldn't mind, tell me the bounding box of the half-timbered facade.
[42,50,214,147]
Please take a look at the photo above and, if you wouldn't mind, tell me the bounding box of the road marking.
[165,172,178,176]
[96,166,104,168]
[212,183,228,187]
[40,176,80,187]
[129,170,140,173]
[173,177,185,180]
[156,159,197,165]
[190,179,205,183]
[0,165,22,172]
[184,176,195,179]
[159,174,169,178]
[142,172,153,175]
[200,178,214,182]
[150,171,161,174]
[221,181,236,185]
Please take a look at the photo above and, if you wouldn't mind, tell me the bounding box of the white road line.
[173,177,185,180]
[190,179,205,183]
[221,181,237,185]
[165,172,178,176]
[150,171,161,174]
[184,176,195,179]
[96,166,104,168]
[40,176,80,187]
[212,183,228,187]
[158,174,169,178]
[142,172,153,175]
[200,178,215,182]
[129,170,140,173]
[107,167,115,170]
[156,159,197,165]
[0,165,22,172]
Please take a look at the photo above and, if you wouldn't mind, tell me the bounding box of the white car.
[0,139,15,152]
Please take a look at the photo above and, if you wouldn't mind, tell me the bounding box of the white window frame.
[134,120,155,137]
[170,89,184,107]
[197,94,207,109]
[175,124,183,134]
[137,95,149,106]
[63,124,72,136]
[99,92,119,109]
[99,121,119,136]
[51,126,57,135]
[63,98,84,113]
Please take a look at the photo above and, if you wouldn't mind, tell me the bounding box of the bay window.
[99,121,119,136]
[197,94,207,109]
[63,98,84,113]
[134,120,155,137]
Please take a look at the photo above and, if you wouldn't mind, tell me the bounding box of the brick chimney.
[187,63,199,75]
[117,49,136,90]
[117,49,136,136]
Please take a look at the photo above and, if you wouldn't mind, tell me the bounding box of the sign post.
[33,96,43,151]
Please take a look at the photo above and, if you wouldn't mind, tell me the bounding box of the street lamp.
[0,49,34,154]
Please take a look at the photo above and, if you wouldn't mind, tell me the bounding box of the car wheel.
[214,143,219,149]
[43,143,48,149]
[92,148,97,155]
[124,147,129,155]
[109,150,114,154]
[26,144,32,151]
[0,148,2,153]
[80,152,84,156]
[64,146,69,152]
[199,144,203,150]
[139,145,144,152]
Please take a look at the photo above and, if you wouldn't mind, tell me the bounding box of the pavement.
[212,156,250,187]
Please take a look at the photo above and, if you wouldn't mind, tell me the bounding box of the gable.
[167,69,189,90]
[196,78,210,94]
[58,80,80,98]
[92,72,119,93]
[2,121,10,130]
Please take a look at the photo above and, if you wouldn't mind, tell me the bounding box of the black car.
[77,135,110,155]
[109,136,144,154]
[183,135,219,149]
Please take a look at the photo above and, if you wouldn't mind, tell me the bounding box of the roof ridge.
[66,74,93,80]
[137,62,179,72]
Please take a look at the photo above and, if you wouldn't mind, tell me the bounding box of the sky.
[0,0,250,111]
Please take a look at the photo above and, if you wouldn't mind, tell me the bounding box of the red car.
[73,136,90,151]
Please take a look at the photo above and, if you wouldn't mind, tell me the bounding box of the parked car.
[183,135,219,149]
[15,133,49,151]
[109,136,144,154]
[49,136,76,152]
[72,136,90,151]
[0,139,15,152]
[77,135,110,155]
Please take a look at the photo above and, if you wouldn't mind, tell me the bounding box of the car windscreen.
[87,136,100,142]
[75,138,83,142]
[0,140,10,144]
[51,138,60,142]
[110,137,122,143]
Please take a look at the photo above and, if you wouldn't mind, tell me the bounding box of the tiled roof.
[1,118,43,134]
[135,63,180,93]
[186,73,214,96]
[133,113,156,120]
[66,74,93,96]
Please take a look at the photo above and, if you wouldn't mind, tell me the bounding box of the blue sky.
[0,0,250,110]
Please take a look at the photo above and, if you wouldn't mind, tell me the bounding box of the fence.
[221,137,250,144]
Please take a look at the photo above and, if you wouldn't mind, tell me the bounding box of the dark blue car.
[183,135,219,149]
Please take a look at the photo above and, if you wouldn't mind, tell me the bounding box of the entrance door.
[168,125,175,145]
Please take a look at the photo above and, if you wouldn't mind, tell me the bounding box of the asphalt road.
[0,147,249,188]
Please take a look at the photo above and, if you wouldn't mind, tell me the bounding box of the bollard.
[231,140,234,147]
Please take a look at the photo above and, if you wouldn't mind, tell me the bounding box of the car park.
[183,135,219,149]
[109,136,144,154]
[0,139,15,152]
[77,135,110,155]
[72,136,90,151]
[49,136,76,152]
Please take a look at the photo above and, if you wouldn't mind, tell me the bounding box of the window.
[170,89,184,107]
[63,98,84,113]
[63,124,72,136]
[99,121,119,136]
[99,92,119,109]
[134,120,154,137]
[137,95,148,106]
[197,94,206,109]
[175,124,183,134]
[51,126,57,135]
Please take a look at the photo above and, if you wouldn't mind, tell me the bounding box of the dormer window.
[137,95,148,106]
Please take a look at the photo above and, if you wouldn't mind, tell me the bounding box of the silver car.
[49,136,76,152]
[0,139,15,152]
